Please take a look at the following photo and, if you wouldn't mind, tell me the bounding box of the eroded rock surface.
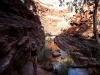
[0,0,45,75]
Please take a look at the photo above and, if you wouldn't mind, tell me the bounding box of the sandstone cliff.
[0,0,45,75]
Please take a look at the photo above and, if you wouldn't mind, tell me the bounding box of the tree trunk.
[93,0,100,54]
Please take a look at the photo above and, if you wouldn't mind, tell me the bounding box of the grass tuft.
[58,59,72,75]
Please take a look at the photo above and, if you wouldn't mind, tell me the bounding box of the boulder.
[52,50,61,57]
[71,52,83,57]
[43,62,53,71]
[79,57,89,61]
[61,53,67,59]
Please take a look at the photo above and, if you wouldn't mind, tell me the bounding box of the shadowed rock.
[0,0,45,75]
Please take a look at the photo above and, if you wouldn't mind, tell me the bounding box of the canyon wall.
[0,0,45,75]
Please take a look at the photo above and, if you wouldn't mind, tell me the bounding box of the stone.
[72,52,83,57]
[90,57,97,61]
[61,54,67,59]
[79,57,89,61]
[44,62,53,71]
[17,36,29,46]
[52,50,61,57]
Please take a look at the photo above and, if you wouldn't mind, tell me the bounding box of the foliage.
[38,48,52,62]
[66,2,69,5]
[58,60,72,75]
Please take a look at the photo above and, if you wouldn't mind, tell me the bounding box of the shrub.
[58,60,72,75]
[38,48,52,62]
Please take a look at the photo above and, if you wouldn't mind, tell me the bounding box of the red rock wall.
[0,0,45,75]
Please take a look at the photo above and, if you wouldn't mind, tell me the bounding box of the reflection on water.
[53,63,60,70]
[68,68,89,75]
[53,63,89,75]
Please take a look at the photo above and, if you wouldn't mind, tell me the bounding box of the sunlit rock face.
[0,0,45,75]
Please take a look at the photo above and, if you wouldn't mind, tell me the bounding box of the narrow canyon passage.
[21,0,91,75]
[0,0,100,75]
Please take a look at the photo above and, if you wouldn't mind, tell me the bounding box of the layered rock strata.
[0,0,45,75]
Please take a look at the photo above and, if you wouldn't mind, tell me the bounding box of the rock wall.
[0,0,45,75]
